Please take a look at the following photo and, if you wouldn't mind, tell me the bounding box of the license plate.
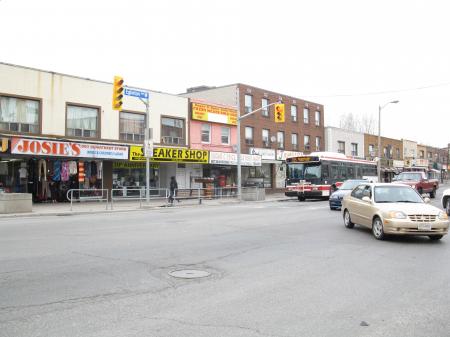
[418,223,432,231]
[322,190,330,196]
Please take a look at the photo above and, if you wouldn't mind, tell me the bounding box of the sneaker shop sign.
[11,137,129,160]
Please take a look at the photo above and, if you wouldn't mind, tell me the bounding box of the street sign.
[124,88,149,99]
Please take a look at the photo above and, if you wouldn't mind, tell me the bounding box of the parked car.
[442,188,450,216]
[393,171,439,198]
[341,183,449,240]
[329,179,368,210]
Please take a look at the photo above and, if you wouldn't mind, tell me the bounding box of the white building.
[325,127,365,158]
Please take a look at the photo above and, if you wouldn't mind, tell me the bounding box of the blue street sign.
[124,88,149,99]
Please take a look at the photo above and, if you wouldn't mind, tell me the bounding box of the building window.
[291,133,298,150]
[303,107,309,124]
[291,105,297,122]
[351,143,358,157]
[369,144,375,156]
[383,147,387,157]
[67,104,98,138]
[119,112,145,141]
[277,131,284,149]
[338,141,345,154]
[0,95,40,133]
[201,124,211,143]
[396,148,400,159]
[316,137,321,151]
[244,95,253,113]
[315,110,321,126]
[428,152,432,159]
[245,126,254,145]
[161,117,184,145]
[262,129,270,147]
[420,150,424,159]
[221,126,230,145]
[261,98,269,117]
[304,135,311,150]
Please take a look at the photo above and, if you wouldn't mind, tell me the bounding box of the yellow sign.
[113,162,159,169]
[192,102,237,125]
[1,138,8,153]
[129,145,209,164]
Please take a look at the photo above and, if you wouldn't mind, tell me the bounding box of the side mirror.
[362,196,371,203]
[423,197,430,204]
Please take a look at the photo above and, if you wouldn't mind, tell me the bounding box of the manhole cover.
[168,269,211,279]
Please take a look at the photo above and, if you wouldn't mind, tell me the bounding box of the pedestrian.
[169,176,178,204]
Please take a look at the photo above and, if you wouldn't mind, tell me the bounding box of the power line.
[300,81,450,98]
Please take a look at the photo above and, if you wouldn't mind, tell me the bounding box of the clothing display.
[38,159,47,181]
[69,161,78,175]
[78,162,85,183]
[85,161,91,178]
[52,160,61,181]
[19,167,28,179]
[61,162,69,182]
[97,161,102,179]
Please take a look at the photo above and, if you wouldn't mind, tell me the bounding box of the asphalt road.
[1,186,449,337]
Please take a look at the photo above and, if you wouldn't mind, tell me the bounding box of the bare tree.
[339,112,376,134]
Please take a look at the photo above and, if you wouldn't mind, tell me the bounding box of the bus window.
[331,164,339,179]
[322,162,330,179]
[347,165,355,179]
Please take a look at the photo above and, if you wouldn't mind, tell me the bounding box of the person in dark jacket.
[169,176,178,204]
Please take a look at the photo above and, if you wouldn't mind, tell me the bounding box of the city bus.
[285,152,377,201]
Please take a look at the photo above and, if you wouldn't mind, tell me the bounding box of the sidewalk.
[0,192,290,219]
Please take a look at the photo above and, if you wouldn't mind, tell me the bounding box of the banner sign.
[11,138,128,160]
[276,150,304,161]
[209,151,261,167]
[249,147,276,160]
[113,162,159,169]
[192,102,237,126]
[129,145,209,163]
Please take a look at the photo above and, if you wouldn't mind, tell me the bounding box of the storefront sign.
[276,150,304,161]
[11,137,129,160]
[113,162,159,169]
[249,147,276,160]
[192,102,237,125]
[209,151,261,167]
[1,138,8,153]
[129,145,209,163]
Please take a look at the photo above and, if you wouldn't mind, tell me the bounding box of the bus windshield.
[287,162,321,181]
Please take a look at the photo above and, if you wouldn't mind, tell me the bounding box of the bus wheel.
[298,196,305,202]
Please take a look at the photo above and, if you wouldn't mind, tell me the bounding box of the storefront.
[122,145,209,190]
[206,151,261,188]
[0,137,128,202]
[248,148,280,188]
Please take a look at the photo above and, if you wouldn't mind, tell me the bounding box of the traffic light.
[112,76,124,111]
[274,103,285,123]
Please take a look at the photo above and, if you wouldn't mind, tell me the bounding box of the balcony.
[161,136,184,145]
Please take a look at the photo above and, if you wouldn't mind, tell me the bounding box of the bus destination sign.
[287,156,320,163]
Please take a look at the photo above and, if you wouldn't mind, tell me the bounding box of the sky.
[0,0,449,148]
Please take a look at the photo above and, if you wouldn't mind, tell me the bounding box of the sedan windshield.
[395,172,422,181]
[340,180,367,190]
[374,186,423,203]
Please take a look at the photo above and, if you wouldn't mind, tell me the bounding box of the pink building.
[189,101,237,152]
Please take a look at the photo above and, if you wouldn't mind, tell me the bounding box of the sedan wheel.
[343,210,354,229]
[372,217,385,240]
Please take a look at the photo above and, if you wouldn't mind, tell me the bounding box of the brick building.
[182,84,325,190]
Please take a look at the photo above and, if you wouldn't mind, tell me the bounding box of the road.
[1,187,449,337]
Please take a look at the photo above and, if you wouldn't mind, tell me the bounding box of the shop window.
[161,117,184,145]
[67,104,98,138]
[0,95,39,133]
[221,126,230,145]
[201,124,211,143]
[120,112,145,141]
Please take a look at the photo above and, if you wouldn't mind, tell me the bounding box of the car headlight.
[387,211,407,219]
[438,211,449,220]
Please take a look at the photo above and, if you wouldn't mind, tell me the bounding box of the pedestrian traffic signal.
[274,103,285,123]
[112,76,124,111]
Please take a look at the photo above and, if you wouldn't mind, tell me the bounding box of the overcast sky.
[1,0,449,148]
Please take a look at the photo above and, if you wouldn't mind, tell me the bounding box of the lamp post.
[378,100,399,182]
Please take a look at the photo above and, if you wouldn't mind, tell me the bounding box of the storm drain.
[168,269,211,279]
